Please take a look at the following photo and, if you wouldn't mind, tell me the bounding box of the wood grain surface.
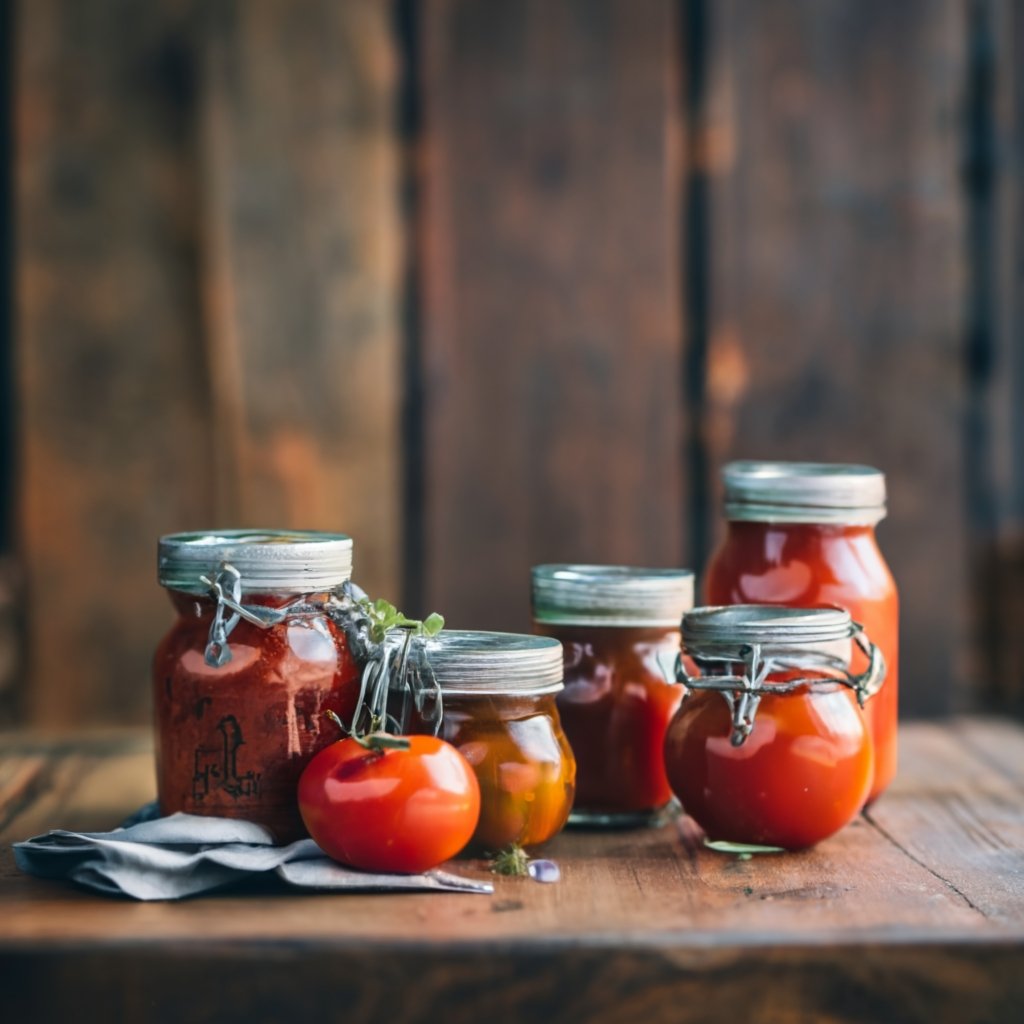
[1,719,1022,1022]
[14,0,402,726]
[7,0,1024,728]
[699,0,968,716]
[417,0,687,630]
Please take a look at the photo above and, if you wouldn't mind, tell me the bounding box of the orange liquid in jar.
[424,694,575,851]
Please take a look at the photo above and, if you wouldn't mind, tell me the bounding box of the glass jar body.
[705,521,898,803]
[534,622,682,825]
[423,693,575,851]
[153,590,360,843]
[663,672,874,849]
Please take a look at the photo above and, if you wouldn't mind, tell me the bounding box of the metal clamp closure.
[675,624,885,747]
[199,563,290,667]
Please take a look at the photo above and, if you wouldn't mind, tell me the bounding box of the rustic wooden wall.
[14,0,401,726]
[2,0,1021,725]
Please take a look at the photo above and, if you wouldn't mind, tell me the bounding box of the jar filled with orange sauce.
[153,531,361,842]
[531,565,694,827]
[666,605,884,848]
[704,462,899,803]
[407,631,576,852]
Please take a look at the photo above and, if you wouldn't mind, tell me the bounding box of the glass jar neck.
[165,588,332,619]
[443,692,560,719]
[725,519,876,541]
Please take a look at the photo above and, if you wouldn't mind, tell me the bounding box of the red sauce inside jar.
[536,624,683,821]
[664,665,874,848]
[705,520,898,804]
[153,590,360,843]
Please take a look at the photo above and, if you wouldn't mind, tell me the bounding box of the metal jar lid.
[682,604,856,660]
[679,605,886,746]
[722,461,887,525]
[423,631,564,697]
[158,530,354,595]
[532,564,695,627]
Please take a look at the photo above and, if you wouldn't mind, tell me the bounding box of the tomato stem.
[353,732,412,752]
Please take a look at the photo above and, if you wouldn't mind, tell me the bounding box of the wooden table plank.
[1,720,1022,1023]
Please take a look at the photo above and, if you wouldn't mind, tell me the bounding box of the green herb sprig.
[358,597,445,645]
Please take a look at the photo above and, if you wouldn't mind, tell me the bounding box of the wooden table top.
[2,718,1023,1023]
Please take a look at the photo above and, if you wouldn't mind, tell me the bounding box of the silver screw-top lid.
[158,530,354,595]
[682,605,855,663]
[424,631,564,697]
[531,564,695,627]
[722,461,887,525]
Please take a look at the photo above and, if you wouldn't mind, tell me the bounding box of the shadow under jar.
[153,530,361,843]
[532,565,694,827]
[665,605,885,849]
[705,461,899,805]
[405,631,576,852]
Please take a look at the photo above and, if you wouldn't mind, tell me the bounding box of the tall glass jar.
[704,462,898,804]
[665,605,885,849]
[406,631,576,852]
[153,530,361,842]
[531,565,694,826]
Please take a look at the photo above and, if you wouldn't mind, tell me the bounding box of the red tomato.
[663,681,873,849]
[298,733,481,873]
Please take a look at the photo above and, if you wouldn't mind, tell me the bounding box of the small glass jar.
[665,605,885,849]
[531,565,694,826]
[705,461,899,804]
[153,530,361,842]
[406,631,576,851]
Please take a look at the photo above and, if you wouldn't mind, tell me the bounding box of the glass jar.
[665,605,884,849]
[153,530,361,842]
[406,631,576,851]
[531,565,694,826]
[704,461,898,804]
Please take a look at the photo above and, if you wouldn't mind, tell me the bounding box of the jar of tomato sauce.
[154,530,361,842]
[531,564,694,826]
[410,631,576,852]
[665,605,885,849]
[705,461,898,804]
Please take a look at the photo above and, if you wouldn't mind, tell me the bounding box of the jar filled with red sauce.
[704,461,898,804]
[665,605,885,849]
[531,565,694,827]
[406,631,576,851]
[153,531,361,842]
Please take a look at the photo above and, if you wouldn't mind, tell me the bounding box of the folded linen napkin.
[13,804,493,900]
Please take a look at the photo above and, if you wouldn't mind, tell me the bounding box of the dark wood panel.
[199,0,403,600]
[17,0,213,726]
[701,0,968,715]
[976,0,1024,713]
[14,0,403,726]
[417,0,688,629]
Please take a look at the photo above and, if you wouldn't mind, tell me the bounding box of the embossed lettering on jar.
[705,461,899,804]
[532,565,694,826]
[153,531,361,842]
[664,605,885,849]
[404,631,576,852]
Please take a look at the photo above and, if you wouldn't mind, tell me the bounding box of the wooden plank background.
[0,0,1021,725]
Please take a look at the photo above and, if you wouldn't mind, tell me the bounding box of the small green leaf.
[704,839,785,855]
[422,612,445,637]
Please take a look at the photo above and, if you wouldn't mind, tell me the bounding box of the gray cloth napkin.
[13,806,493,901]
